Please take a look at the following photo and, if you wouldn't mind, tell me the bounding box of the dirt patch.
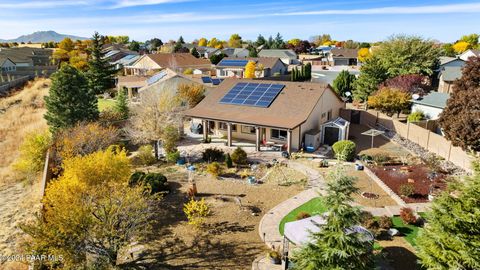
[123,165,304,269]
[370,165,447,203]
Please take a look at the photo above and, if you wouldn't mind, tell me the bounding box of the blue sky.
[1,0,480,42]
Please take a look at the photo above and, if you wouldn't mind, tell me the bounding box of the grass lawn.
[392,216,423,247]
[98,98,116,112]
[279,197,327,235]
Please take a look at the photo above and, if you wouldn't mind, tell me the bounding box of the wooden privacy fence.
[340,109,474,171]
[0,75,31,96]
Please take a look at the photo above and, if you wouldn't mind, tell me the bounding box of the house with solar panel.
[215,57,287,78]
[184,79,346,153]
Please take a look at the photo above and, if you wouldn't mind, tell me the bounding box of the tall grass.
[0,78,50,186]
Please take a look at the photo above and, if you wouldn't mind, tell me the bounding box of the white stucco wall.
[411,104,443,120]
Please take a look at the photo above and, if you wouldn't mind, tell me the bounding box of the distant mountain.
[0,31,88,43]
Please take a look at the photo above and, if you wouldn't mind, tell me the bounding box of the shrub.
[295,211,311,220]
[183,68,193,75]
[399,183,415,197]
[225,153,233,168]
[407,110,424,122]
[184,198,210,227]
[332,140,356,161]
[360,211,375,227]
[202,148,224,162]
[137,145,156,165]
[13,129,52,180]
[400,207,417,225]
[378,215,393,229]
[231,147,248,166]
[372,153,391,165]
[166,151,180,163]
[239,169,250,179]
[206,162,223,178]
[129,171,168,194]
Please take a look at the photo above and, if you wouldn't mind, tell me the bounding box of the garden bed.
[369,164,447,203]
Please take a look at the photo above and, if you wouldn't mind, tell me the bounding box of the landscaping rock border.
[360,161,407,206]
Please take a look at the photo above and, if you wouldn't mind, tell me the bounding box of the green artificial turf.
[97,98,116,112]
[392,216,422,247]
[279,197,327,235]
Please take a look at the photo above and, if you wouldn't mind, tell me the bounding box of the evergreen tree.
[439,57,480,151]
[292,167,374,270]
[266,36,274,49]
[416,167,480,269]
[333,70,356,97]
[304,63,312,81]
[191,47,200,58]
[300,65,306,81]
[115,89,129,119]
[178,36,185,44]
[248,45,258,57]
[86,32,116,95]
[255,34,266,47]
[353,56,388,102]
[272,32,285,49]
[128,40,140,52]
[291,68,297,81]
[45,64,99,132]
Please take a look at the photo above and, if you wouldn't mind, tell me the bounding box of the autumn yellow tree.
[21,147,155,268]
[228,34,242,48]
[367,88,411,117]
[207,37,220,48]
[13,129,51,181]
[177,83,206,108]
[244,61,256,78]
[198,37,208,47]
[288,38,301,47]
[58,37,74,52]
[357,48,372,62]
[453,41,471,53]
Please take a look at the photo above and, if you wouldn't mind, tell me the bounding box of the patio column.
[287,129,292,154]
[202,120,208,141]
[227,123,233,147]
[255,126,261,152]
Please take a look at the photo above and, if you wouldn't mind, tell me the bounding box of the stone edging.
[359,161,407,206]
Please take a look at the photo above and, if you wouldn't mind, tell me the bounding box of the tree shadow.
[382,246,422,270]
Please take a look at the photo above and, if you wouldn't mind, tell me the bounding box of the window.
[271,129,288,140]
[241,125,256,134]
[327,109,332,121]
[219,122,236,131]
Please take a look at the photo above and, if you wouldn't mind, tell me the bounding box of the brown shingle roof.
[184,78,336,129]
[331,48,358,59]
[218,57,285,69]
[146,53,211,69]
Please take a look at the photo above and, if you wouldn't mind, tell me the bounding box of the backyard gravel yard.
[126,165,304,269]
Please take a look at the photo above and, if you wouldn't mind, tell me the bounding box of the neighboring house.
[222,48,250,58]
[196,47,220,59]
[215,57,287,78]
[113,54,140,71]
[124,53,212,75]
[258,49,298,65]
[0,56,16,73]
[438,56,465,69]
[459,49,480,61]
[411,92,450,120]
[184,79,345,153]
[0,47,53,67]
[328,48,358,66]
[104,49,138,62]
[116,75,149,98]
[139,68,213,98]
[438,66,463,93]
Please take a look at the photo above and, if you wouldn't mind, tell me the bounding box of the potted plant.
[267,250,281,265]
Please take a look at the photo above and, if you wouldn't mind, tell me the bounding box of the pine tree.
[416,167,480,269]
[291,68,297,81]
[86,32,116,95]
[292,167,374,270]
[115,89,129,119]
[333,70,356,97]
[305,63,312,81]
[178,36,185,44]
[353,56,388,102]
[191,47,200,58]
[300,65,306,81]
[44,64,99,132]
[439,57,480,151]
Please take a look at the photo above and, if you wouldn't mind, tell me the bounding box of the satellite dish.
[345,92,352,97]
[412,94,420,100]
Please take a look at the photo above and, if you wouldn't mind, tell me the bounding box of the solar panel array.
[211,78,223,85]
[219,83,285,108]
[147,70,167,85]
[217,59,249,67]
[201,77,212,83]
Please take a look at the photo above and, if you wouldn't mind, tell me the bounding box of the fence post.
[426,130,431,150]
[447,142,452,162]
[406,122,410,140]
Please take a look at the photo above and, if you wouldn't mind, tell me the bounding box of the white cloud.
[109,0,193,9]
[0,1,87,9]
[275,2,480,16]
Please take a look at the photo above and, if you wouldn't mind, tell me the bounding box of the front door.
[324,127,339,146]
